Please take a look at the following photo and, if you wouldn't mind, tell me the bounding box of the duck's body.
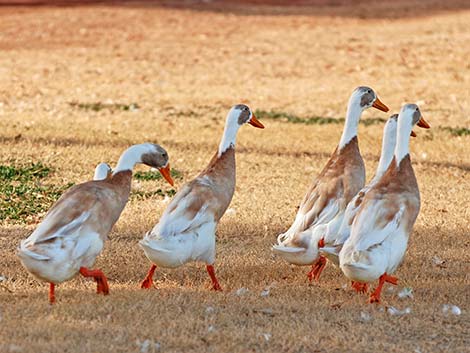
[18,143,173,303]
[140,104,264,290]
[19,172,131,284]
[273,86,389,281]
[140,149,235,269]
[320,115,399,267]
[339,104,429,303]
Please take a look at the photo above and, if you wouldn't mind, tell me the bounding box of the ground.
[0,1,469,352]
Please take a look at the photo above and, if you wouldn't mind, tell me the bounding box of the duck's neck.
[394,121,412,165]
[218,121,240,156]
[375,132,396,180]
[113,145,142,174]
[339,101,362,150]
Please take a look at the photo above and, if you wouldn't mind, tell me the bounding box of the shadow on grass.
[0,0,469,19]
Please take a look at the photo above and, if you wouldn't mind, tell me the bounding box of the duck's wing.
[151,179,219,238]
[278,175,344,245]
[348,193,419,252]
[21,183,115,253]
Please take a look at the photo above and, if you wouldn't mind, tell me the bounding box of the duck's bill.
[158,164,174,186]
[248,114,265,129]
[417,116,430,129]
[410,131,417,137]
[372,97,389,112]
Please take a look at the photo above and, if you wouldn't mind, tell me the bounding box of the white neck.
[339,99,362,149]
[374,126,397,180]
[218,119,240,156]
[114,145,144,174]
[394,116,412,164]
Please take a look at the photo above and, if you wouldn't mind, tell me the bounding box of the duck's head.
[227,104,265,129]
[140,143,174,186]
[399,104,430,136]
[93,162,112,181]
[350,86,389,112]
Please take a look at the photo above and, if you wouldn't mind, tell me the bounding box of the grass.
[68,101,140,112]
[0,163,73,223]
[257,109,470,136]
[0,2,469,353]
[134,168,183,181]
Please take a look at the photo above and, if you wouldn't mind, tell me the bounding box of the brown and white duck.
[339,104,430,303]
[273,86,389,281]
[140,104,264,291]
[18,143,174,303]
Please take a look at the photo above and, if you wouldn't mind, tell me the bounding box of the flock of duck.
[17,86,430,305]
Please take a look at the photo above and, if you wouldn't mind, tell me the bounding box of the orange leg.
[307,255,327,282]
[79,267,109,295]
[206,265,222,291]
[368,273,398,303]
[141,264,157,289]
[49,283,56,304]
[351,281,369,294]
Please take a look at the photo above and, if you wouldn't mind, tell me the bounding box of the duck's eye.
[415,108,419,112]
[162,152,167,159]
[367,89,372,94]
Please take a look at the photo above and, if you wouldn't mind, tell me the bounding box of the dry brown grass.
[0,1,469,352]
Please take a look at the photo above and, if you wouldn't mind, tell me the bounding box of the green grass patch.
[68,101,140,112]
[0,162,73,223]
[255,109,387,127]
[439,126,470,136]
[134,168,182,181]
[131,189,177,200]
[256,109,470,136]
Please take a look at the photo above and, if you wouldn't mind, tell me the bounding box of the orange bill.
[417,116,430,129]
[158,164,174,186]
[410,131,417,137]
[248,113,265,129]
[372,97,389,112]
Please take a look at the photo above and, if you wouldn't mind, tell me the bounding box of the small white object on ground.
[432,256,446,267]
[260,288,270,297]
[205,306,215,314]
[442,304,461,316]
[207,325,216,333]
[235,287,249,296]
[137,339,160,353]
[225,208,236,216]
[260,333,272,342]
[387,306,411,316]
[359,311,371,322]
[398,287,414,299]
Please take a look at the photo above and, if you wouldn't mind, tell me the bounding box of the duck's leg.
[49,283,56,304]
[79,267,109,295]
[206,265,222,291]
[141,264,157,289]
[307,255,327,282]
[351,281,369,294]
[368,273,398,303]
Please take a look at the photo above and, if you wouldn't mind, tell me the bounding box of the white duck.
[140,104,264,290]
[93,162,112,181]
[18,143,174,303]
[319,114,399,293]
[339,104,430,303]
[273,86,389,282]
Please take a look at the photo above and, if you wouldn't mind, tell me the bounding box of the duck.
[93,162,112,180]
[339,104,430,303]
[273,86,389,282]
[139,104,264,291]
[18,143,174,304]
[319,114,399,293]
